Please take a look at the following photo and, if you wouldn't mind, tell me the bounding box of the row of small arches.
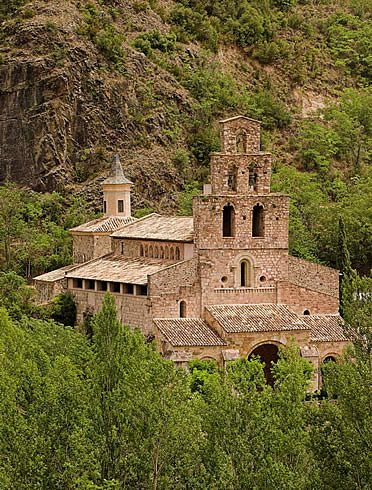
[139,244,181,260]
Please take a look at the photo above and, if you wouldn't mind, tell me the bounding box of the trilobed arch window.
[236,130,247,153]
[252,204,264,237]
[223,203,235,237]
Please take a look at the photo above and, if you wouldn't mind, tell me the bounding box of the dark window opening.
[223,204,235,237]
[73,278,83,289]
[123,283,134,294]
[140,244,144,256]
[138,285,148,296]
[252,204,264,237]
[110,282,121,293]
[303,309,310,315]
[97,281,107,291]
[103,201,107,213]
[118,200,124,213]
[121,242,125,255]
[323,356,336,363]
[180,301,186,318]
[175,247,180,260]
[249,172,258,191]
[86,279,95,290]
[241,261,247,287]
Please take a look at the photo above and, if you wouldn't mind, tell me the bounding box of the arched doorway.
[249,343,279,386]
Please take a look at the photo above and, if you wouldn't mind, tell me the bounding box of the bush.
[134,29,176,55]
[51,293,77,327]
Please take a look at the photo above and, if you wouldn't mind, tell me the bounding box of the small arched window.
[139,244,144,257]
[223,204,235,237]
[236,130,247,153]
[227,166,237,192]
[160,246,164,259]
[154,246,159,258]
[165,246,169,259]
[170,247,175,260]
[149,245,153,258]
[240,259,253,287]
[303,309,310,315]
[252,204,264,237]
[144,245,148,257]
[180,301,186,318]
[175,247,180,260]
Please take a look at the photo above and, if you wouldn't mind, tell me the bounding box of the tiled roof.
[154,318,227,347]
[219,115,261,124]
[70,216,137,233]
[111,214,194,242]
[66,254,175,285]
[301,314,348,342]
[34,264,76,282]
[103,154,133,185]
[206,304,308,333]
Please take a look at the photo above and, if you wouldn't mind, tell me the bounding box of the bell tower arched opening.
[223,204,235,237]
[252,204,264,237]
[249,343,279,386]
[240,259,253,287]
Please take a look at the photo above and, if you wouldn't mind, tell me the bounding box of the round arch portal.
[248,343,280,386]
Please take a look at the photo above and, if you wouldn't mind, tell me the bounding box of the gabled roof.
[206,304,308,333]
[301,314,348,342]
[70,215,137,233]
[154,318,227,347]
[66,254,176,285]
[219,115,261,124]
[103,154,133,185]
[111,213,194,242]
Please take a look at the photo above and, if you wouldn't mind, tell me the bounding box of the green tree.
[338,217,356,318]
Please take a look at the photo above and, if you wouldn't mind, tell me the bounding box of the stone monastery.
[34,116,348,388]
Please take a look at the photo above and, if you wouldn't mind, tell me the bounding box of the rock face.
[0,1,194,210]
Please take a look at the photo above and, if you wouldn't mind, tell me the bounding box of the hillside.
[0,0,371,273]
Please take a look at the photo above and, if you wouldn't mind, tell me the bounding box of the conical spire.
[103,153,133,185]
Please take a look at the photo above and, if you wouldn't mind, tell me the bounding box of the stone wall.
[73,235,94,263]
[288,256,339,298]
[35,278,66,303]
[193,194,289,251]
[149,258,201,318]
[72,288,153,335]
[210,153,272,195]
[277,281,339,315]
[94,235,112,258]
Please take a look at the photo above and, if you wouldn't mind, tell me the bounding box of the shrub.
[51,293,77,327]
[134,29,176,55]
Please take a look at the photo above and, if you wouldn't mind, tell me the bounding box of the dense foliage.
[0,292,370,489]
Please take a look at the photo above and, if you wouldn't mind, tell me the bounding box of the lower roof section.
[70,216,137,234]
[206,304,309,333]
[154,318,227,347]
[34,264,76,282]
[301,314,347,342]
[66,254,176,285]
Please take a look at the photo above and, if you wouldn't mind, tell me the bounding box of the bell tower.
[102,154,133,217]
[193,115,290,310]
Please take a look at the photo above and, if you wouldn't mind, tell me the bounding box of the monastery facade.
[34,116,348,388]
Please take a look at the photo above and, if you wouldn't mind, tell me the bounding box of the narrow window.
[144,245,148,257]
[160,246,164,259]
[241,261,247,287]
[165,246,169,259]
[103,200,107,213]
[248,171,257,190]
[121,242,124,255]
[170,247,175,260]
[118,200,124,213]
[252,204,264,237]
[227,167,237,191]
[175,247,180,260]
[180,301,186,318]
[138,285,147,296]
[223,204,235,237]
[236,131,247,153]
[149,245,153,258]
[139,244,144,257]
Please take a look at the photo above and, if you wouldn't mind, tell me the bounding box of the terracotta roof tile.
[34,264,76,282]
[301,314,348,342]
[154,318,226,347]
[207,304,308,333]
[66,254,175,285]
[111,214,194,242]
[70,216,137,233]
